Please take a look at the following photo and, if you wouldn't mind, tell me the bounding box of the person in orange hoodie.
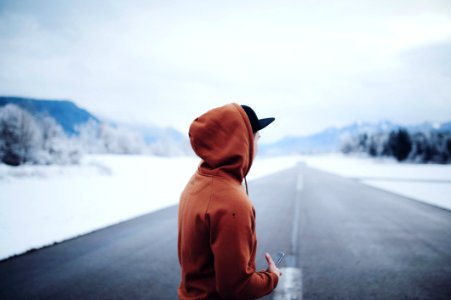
[178,103,281,299]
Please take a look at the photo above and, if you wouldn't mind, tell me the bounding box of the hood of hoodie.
[189,103,254,183]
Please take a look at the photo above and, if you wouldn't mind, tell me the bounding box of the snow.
[0,155,198,260]
[1,153,450,261]
[362,180,451,210]
[296,153,451,211]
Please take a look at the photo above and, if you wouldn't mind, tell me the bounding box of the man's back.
[178,171,258,299]
[177,103,279,299]
[178,171,218,299]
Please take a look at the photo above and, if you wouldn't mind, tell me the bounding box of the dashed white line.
[275,162,305,300]
[273,267,303,300]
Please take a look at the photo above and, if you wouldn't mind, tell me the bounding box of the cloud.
[1,0,451,142]
[400,39,451,77]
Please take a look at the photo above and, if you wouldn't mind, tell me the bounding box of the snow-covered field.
[1,153,450,261]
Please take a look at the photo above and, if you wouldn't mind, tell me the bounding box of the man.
[178,103,281,299]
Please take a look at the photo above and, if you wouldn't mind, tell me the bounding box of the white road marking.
[275,162,306,300]
[291,162,305,255]
[273,267,303,300]
[297,173,304,191]
[296,162,305,191]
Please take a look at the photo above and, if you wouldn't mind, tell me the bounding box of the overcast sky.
[1,0,450,142]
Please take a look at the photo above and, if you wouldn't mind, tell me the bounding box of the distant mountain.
[409,120,451,132]
[0,96,191,156]
[108,120,187,144]
[261,119,451,155]
[105,120,192,156]
[440,121,451,132]
[0,96,99,135]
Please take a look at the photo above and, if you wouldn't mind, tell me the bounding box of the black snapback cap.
[241,105,275,133]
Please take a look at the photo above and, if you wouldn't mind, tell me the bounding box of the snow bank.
[298,153,451,211]
[0,155,194,260]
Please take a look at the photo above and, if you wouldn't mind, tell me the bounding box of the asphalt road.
[1,164,451,300]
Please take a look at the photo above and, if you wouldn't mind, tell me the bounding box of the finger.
[264,253,271,263]
[265,253,275,266]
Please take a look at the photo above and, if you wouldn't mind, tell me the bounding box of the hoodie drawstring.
[244,177,248,195]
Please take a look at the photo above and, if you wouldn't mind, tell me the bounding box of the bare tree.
[0,104,41,165]
[37,115,81,164]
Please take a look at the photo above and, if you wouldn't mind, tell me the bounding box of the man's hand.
[265,252,282,277]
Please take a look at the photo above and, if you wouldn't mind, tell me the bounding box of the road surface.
[1,164,451,299]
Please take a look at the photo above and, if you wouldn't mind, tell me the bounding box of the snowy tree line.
[340,127,451,163]
[0,104,190,166]
[0,104,80,166]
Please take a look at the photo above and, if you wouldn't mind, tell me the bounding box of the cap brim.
[257,117,275,131]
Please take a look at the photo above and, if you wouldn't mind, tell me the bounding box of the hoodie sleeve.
[209,193,279,299]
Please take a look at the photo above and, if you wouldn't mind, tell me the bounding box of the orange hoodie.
[177,103,279,299]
